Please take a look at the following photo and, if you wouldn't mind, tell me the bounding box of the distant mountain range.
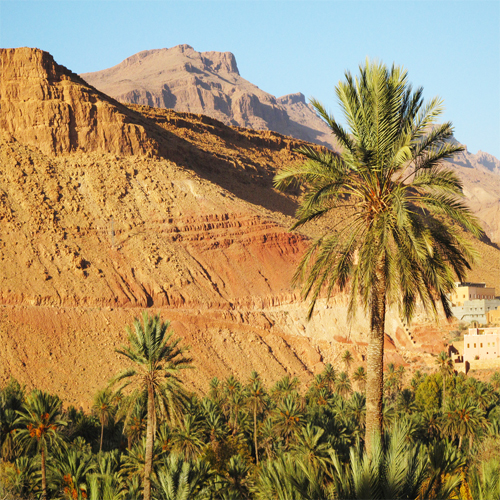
[80,44,336,149]
[80,45,500,244]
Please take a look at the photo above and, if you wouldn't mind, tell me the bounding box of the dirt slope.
[0,48,499,407]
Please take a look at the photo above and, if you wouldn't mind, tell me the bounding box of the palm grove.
[1,61,498,499]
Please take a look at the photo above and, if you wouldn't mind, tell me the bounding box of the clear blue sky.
[1,0,499,158]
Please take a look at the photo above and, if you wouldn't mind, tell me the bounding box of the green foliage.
[6,344,500,500]
[415,373,442,411]
[152,454,213,500]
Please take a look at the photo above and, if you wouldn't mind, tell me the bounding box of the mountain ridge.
[80,45,500,244]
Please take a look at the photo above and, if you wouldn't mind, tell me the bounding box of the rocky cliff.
[80,45,336,149]
[0,48,498,407]
[0,48,158,157]
[80,45,500,245]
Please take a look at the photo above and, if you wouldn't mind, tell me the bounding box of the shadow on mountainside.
[125,104,302,217]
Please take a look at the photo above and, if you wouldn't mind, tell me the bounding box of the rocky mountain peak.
[277,92,306,106]
[0,47,155,156]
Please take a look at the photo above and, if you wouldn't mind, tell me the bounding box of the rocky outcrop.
[0,48,157,156]
[80,45,336,148]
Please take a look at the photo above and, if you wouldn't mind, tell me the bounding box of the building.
[464,327,500,362]
[452,299,500,325]
[450,282,496,307]
[487,307,500,325]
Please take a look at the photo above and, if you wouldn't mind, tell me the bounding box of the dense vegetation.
[1,315,500,499]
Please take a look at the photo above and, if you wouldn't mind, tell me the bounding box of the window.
[474,343,476,348]
[480,343,483,348]
[467,344,470,348]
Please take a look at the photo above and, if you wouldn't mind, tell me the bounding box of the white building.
[464,327,500,362]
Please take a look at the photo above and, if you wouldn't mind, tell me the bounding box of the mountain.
[1,48,499,406]
[80,44,337,149]
[445,149,500,243]
[81,45,500,245]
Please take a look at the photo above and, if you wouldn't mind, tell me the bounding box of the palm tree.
[171,414,205,460]
[88,450,125,500]
[291,423,333,472]
[49,447,96,500]
[352,366,367,393]
[342,350,354,374]
[14,390,67,500]
[443,396,487,449]
[321,363,336,392]
[0,456,38,499]
[92,388,117,452]
[271,375,300,403]
[0,406,18,462]
[152,454,212,500]
[112,312,192,500]
[245,374,267,465]
[257,453,330,500]
[436,351,454,408]
[335,371,352,398]
[272,395,304,450]
[329,422,462,499]
[490,371,500,392]
[216,455,254,500]
[274,60,481,450]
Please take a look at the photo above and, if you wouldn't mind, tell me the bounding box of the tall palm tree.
[112,312,192,500]
[436,351,454,408]
[14,390,67,500]
[274,60,481,450]
[342,350,354,374]
[92,388,117,452]
[245,374,267,465]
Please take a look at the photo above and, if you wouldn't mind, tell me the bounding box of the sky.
[1,0,499,158]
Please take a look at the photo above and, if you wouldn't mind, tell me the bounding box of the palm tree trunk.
[442,378,446,409]
[365,262,386,455]
[41,445,47,500]
[253,400,259,465]
[143,380,155,500]
[100,413,104,452]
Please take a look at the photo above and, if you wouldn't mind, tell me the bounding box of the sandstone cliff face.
[0,48,498,406]
[80,45,336,149]
[0,48,156,156]
[80,45,500,244]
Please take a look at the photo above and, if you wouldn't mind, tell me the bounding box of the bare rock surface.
[81,45,500,244]
[0,48,499,406]
[0,48,157,157]
[80,45,336,149]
